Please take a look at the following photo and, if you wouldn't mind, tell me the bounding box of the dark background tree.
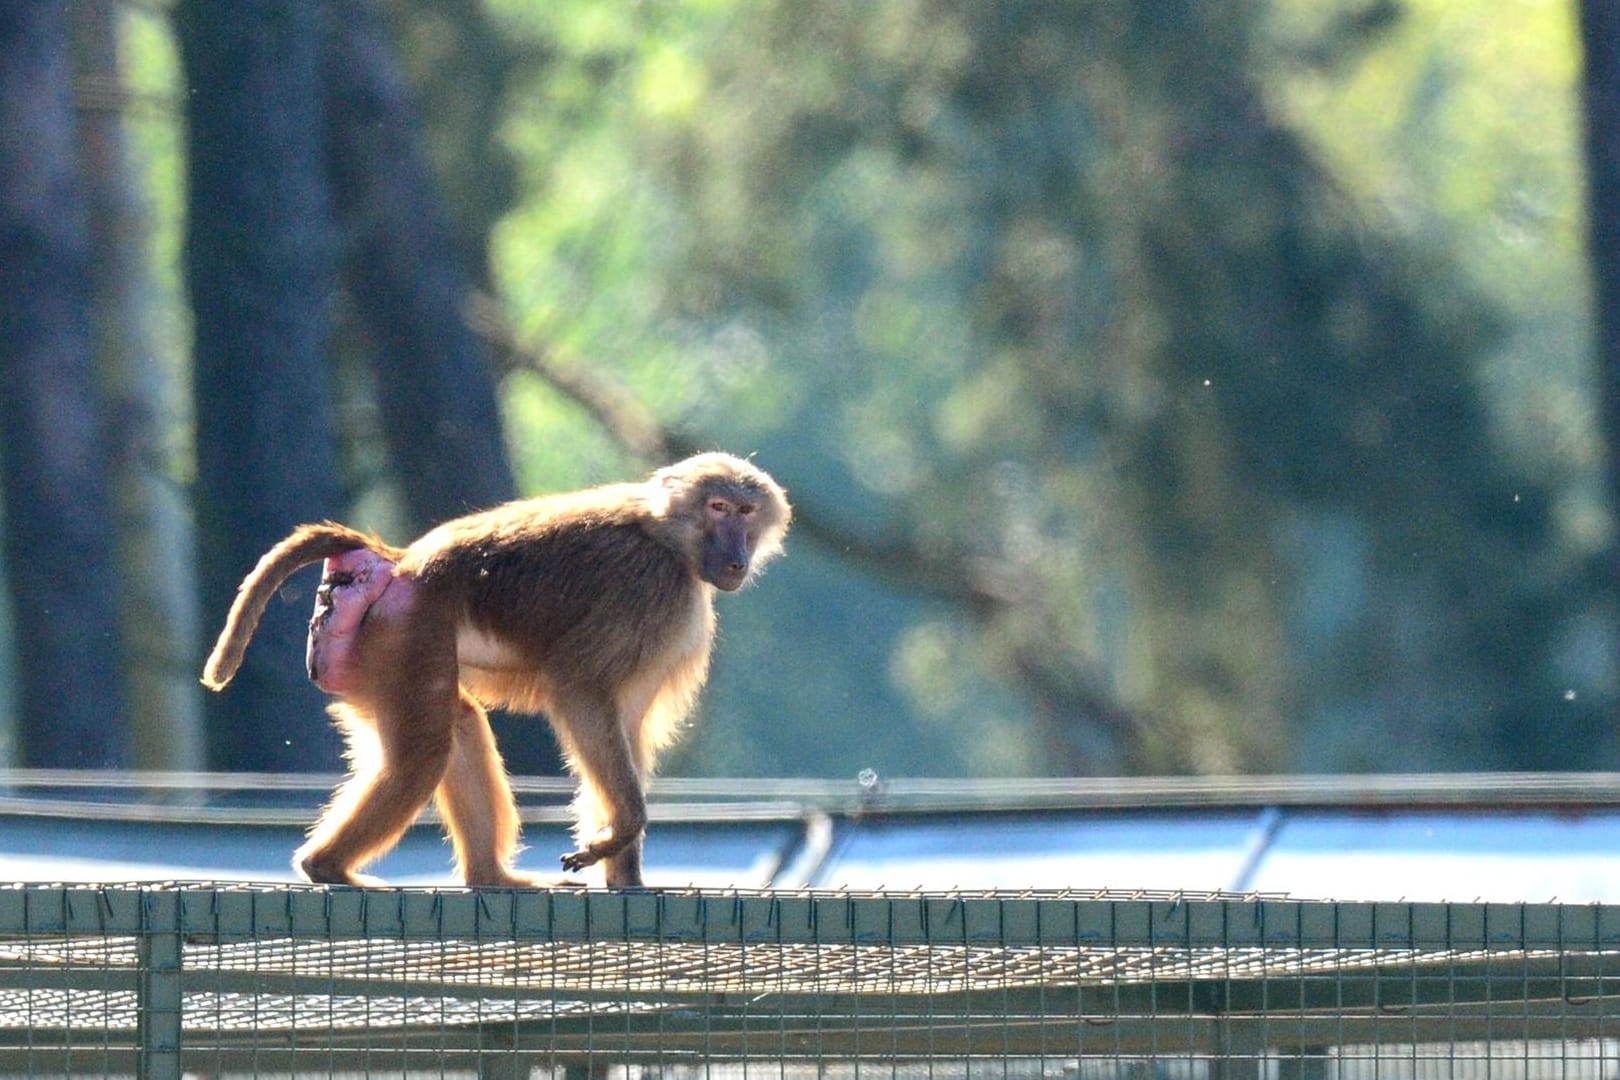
[176,0,344,771]
[323,5,516,531]
[0,0,130,767]
[177,0,534,773]
[1581,0,1620,611]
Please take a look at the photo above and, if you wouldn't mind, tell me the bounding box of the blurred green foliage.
[85,0,1610,778]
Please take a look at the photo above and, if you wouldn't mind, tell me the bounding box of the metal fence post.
[137,888,182,1080]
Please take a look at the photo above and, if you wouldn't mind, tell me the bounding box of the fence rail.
[2,883,1619,1077]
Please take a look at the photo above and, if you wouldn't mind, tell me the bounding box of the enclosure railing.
[2,882,1619,1078]
[10,768,1620,817]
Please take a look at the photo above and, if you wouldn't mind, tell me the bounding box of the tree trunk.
[323,3,564,776]
[1580,0,1620,583]
[323,2,517,531]
[69,0,205,771]
[0,0,131,767]
[176,0,343,771]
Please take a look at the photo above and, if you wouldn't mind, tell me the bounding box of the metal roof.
[2,771,1619,901]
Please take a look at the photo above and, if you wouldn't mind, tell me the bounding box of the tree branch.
[467,289,1023,608]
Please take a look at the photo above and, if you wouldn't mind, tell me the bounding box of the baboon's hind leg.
[294,612,458,886]
[433,690,568,887]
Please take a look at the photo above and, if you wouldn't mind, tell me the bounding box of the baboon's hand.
[559,849,600,873]
[560,824,636,873]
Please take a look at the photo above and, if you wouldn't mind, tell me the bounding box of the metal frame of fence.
[2,883,1619,1078]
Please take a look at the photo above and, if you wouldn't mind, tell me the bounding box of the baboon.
[202,452,790,888]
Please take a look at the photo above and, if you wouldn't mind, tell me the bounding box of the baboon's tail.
[201,523,394,691]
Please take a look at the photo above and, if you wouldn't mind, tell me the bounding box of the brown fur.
[202,453,789,888]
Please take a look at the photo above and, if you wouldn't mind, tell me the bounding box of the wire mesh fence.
[0,883,1618,1078]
